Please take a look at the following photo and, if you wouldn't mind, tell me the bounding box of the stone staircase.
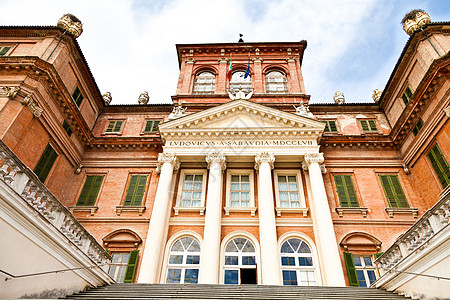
[64,283,412,299]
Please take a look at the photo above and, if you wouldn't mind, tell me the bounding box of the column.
[304,153,345,286]
[138,153,179,283]
[255,152,282,285]
[198,152,226,283]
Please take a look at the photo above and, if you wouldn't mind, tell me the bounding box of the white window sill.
[115,206,146,216]
[68,205,98,216]
[173,206,206,216]
[275,207,309,217]
[335,207,368,218]
[385,207,418,218]
[224,206,257,217]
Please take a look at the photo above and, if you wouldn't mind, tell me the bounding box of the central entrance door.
[224,237,257,284]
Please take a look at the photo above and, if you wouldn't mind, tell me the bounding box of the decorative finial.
[138,91,149,105]
[294,101,314,119]
[372,89,382,103]
[238,34,244,43]
[168,102,187,120]
[102,92,112,105]
[57,14,83,38]
[401,9,431,36]
[333,91,345,104]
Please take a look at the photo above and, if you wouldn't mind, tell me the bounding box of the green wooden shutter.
[344,252,359,286]
[76,175,104,206]
[144,121,153,132]
[329,120,337,132]
[379,175,409,208]
[368,120,378,131]
[113,121,123,132]
[390,175,409,208]
[373,252,384,260]
[106,121,115,132]
[124,175,138,206]
[72,86,84,107]
[412,119,423,136]
[427,144,450,188]
[0,47,11,56]
[62,120,72,136]
[123,250,139,283]
[334,175,359,207]
[124,175,148,206]
[360,120,369,132]
[152,121,160,132]
[34,144,58,183]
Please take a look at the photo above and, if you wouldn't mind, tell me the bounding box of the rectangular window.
[76,175,104,206]
[34,144,58,183]
[224,270,239,285]
[105,120,124,133]
[277,175,300,208]
[412,118,423,136]
[323,120,338,132]
[144,120,160,132]
[282,270,298,286]
[230,174,250,207]
[108,253,130,283]
[123,175,148,206]
[180,174,203,207]
[333,175,359,207]
[360,120,378,133]
[62,120,72,137]
[427,144,450,188]
[402,86,413,105]
[379,175,409,208]
[0,46,12,56]
[72,86,84,107]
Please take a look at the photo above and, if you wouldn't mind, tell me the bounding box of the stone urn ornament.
[138,91,149,105]
[102,92,112,105]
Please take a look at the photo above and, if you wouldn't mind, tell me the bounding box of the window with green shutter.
[76,175,104,206]
[427,144,450,188]
[123,175,148,206]
[0,46,11,56]
[323,120,338,133]
[144,120,160,132]
[62,120,72,137]
[343,252,359,287]
[105,120,124,133]
[333,175,359,207]
[412,119,423,136]
[123,250,139,283]
[72,86,84,107]
[359,120,378,133]
[401,86,413,105]
[34,144,58,183]
[379,175,409,208]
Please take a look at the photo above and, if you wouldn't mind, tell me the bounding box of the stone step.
[64,284,411,300]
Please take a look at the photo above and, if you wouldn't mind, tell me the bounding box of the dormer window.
[193,72,215,94]
[265,71,288,93]
[402,86,413,105]
[230,71,252,93]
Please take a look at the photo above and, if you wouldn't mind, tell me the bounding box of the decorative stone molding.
[168,102,187,120]
[173,206,205,216]
[21,94,43,118]
[185,57,196,64]
[206,152,226,170]
[218,57,228,63]
[68,205,98,216]
[252,57,263,63]
[301,161,308,172]
[319,163,327,174]
[254,152,275,170]
[224,206,257,217]
[115,206,146,216]
[138,91,149,105]
[286,57,296,63]
[372,89,382,103]
[156,153,180,174]
[335,207,369,218]
[275,207,309,217]
[402,10,431,36]
[227,89,254,101]
[304,153,324,166]
[294,101,314,118]
[57,14,83,38]
[333,91,345,104]
[74,164,83,174]
[385,207,418,218]
[444,105,450,117]
[403,163,411,175]
[0,86,20,100]
[102,92,112,105]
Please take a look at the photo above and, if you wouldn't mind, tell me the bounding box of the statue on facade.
[102,92,112,105]
[333,91,345,104]
[227,88,254,101]
[168,102,187,120]
[294,101,314,118]
[57,14,83,38]
[138,91,149,105]
[372,89,382,103]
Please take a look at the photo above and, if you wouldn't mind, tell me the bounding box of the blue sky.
[0,0,448,104]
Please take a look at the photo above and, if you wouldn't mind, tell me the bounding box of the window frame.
[378,174,409,208]
[174,169,207,216]
[359,119,378,133]
[142,119,161,133]
[33,143,58,183]
[273,170,308,217]
[71,85,84,107]
[224,170,256,216]
[427,143,450,189]
[108,252,130,283]
[0,45,14,56]
[76,174,105,206]
[193,71,216,95]
[62,120,72,137]
[229,70,252,94]
[164,235,201,284]
[265,70,288,94]
[332,174,360,208]
[401,86,413,105]
[322,120,338,133]
[122,173,150,206]
[412,118,423,136]
[104,119,125,135]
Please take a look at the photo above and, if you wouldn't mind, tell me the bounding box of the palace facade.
[0,11,449,299]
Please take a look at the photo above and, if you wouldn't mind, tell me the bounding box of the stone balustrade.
[375,186,450,274]
[0,140,110,267]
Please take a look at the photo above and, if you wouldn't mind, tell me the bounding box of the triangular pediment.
[159,100,325,134]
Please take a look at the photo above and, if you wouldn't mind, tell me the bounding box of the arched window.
[280,238,316,286]
[224,237,257,284]
[166,236,200,284]
[265,71,288,93]
[230,70,252,93]
[193,71,215,94]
